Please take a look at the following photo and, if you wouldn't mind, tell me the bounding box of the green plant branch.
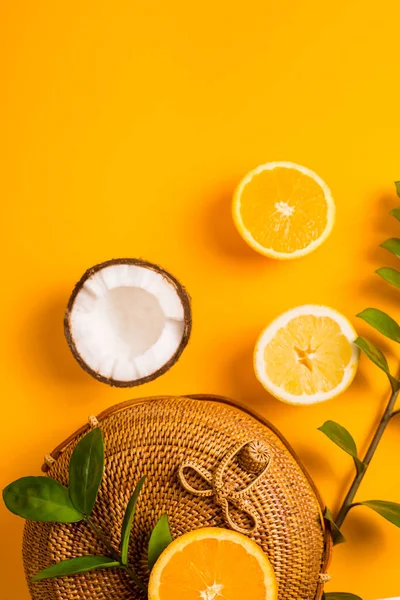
[2,429,166,592]
[86,517,147,592]
[335,385,399,529]
[391,408,400,418]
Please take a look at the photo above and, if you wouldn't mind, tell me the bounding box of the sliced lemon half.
[233,162,335,259]
[254,305,359,405]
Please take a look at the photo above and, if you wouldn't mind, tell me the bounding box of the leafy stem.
[2,427,171,593]
[335,384,399,529]
[85,517,147,592]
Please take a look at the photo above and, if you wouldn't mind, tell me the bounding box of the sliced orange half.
[233,162,335,259]
[148,527,277,600]
[254,305,359,405]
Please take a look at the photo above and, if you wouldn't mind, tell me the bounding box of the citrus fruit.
[254,305,359,405]
[233,162,335,259]
[148,527,277,600]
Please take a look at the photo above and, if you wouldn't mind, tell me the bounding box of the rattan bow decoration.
[178,440,272,535]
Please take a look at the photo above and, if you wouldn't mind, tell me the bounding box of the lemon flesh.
[254,305,359,405]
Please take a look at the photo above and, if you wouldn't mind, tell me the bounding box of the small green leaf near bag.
[32,556,120,581]
[2,476,82,523]
[318,421,365,475]
[323,507,346,545]
[120,476,146,565]
[357,307,400,343]
[69,427,104,516]
[148,514,173,570]
[359,500,400,527]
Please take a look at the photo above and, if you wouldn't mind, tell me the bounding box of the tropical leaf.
[355,336,390,373]
[32,556,119,581]
[357,308,400,343]
[324,507,346,545]
[148,514,173,571]
[376,267,400,289]
[390,207,400,220]
[318,421,365,475]
[3,477,82,523]
[359,500,400,527]
[120,477,146,565]
[355,336,399,392]
[395,181,400,198]
[381,238,400,258]
[69,428,104,516]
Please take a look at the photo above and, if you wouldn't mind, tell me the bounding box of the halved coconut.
[64,259,192,387]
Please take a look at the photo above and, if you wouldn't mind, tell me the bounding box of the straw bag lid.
[23,395,332,600]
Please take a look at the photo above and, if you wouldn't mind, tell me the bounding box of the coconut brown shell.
[64,258,192,387]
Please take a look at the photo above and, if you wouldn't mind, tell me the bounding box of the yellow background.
[2,1,400,599]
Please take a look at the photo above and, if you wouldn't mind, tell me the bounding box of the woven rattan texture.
[23,395,330,600]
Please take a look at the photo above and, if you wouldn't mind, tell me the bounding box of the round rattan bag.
[23,395,332,600]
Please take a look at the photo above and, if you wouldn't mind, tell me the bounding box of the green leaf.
[355,336,390,373]
[355,336,399,392]
[359,500,400,527]
[324,507,346,545]
[318,421,365,475]
[3,477,82,523]
[324,594,362,600]
[120,476,146,565]
[32,556,119,581]
[357,308,400,343]
[395,181,400,198]
[390,207,400,221]
[148,514,173,571]
[69,428,104,516]
[381,237,400,258]
[376,267,400,289]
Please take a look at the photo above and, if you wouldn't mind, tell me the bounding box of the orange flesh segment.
[264,315,353,395]
[239,167,328,253]
[157,538,269,599]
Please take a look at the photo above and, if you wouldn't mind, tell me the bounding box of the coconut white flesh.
[69,264,186,382]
